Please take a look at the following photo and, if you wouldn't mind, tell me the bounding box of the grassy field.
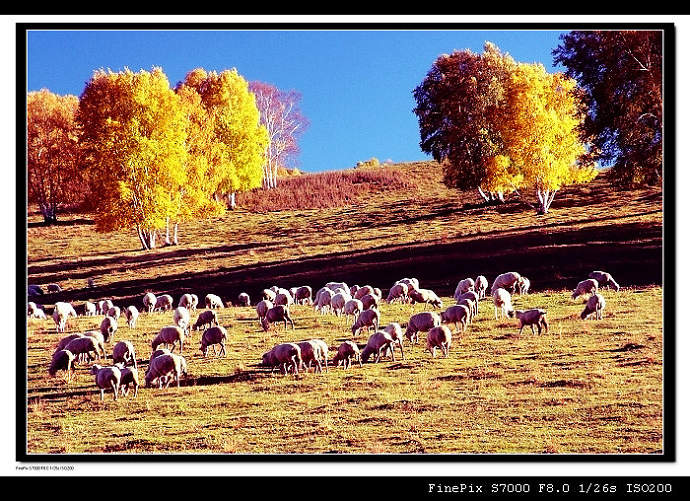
[24,160,664,455]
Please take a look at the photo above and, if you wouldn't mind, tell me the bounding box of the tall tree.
[27,89,83,223]
[249,81,308,189]
[78,67,188,250]
[553,30,663,186]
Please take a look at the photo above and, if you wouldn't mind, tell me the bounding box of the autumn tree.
[27,89,83,223]
[553,30,663,186]
[178,69,269,209]
[249,81,308,189]
[78,68,188,250]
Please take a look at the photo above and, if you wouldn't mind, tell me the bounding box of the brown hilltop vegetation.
[27,160,662,310]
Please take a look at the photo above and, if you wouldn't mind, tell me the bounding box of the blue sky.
[27,29,568,173]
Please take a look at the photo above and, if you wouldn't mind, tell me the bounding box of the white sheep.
[56,333,84,352]
[361,331,395,363]
[100,316,118,343]
[373,287,382,300]
[107,305,121,319]
[382,322,405,360]
[386,283,409,304]
[453,278,475,300]
[492,288,513,319]
[83,330,108,359]
[237,292,251,307]
[28,302,46,319]
[440,304,470,333]
[354,286,374,300]
[491,272,522,294]
[114,364,139,397]
[581,293,606,320]
[516,276,531,295]
[396,277,420,292]
[143,292,157,313]
[332,341,362,369]
[113,340,137,369]
[64,337,102,366]
[404,311,441,345]
[325,281,349,293]
[255,300,273,326]
[509,309,549,335]
[200,326,228,357]
[261,305,295,332]
[261,343,302,375]
[98,299,114,315]
[293,286,313,305]
[83,301,97,317]
[330,292,348,316]
[155,294,174,311]
[360,293,380,311]
[193,309,218,331]
[588,271,620,291]
[455,299,476,324]
[52,309,69,333]
[178,293,195,310]
[351,308,380,337]
[310,338,329,372]
[190,294,199,311]
[152,326,186,353]
[204,293,224,309]
[262,289,277,302]
[124,305,139,328]
[49,349,75,382]
[90,364,121,401]
[145,353,187,388]
[173,306,191,334]
[274,291,294,308]
[314,288,334,314]
[475,275,489,299]
[572,279,599,300]
[427,325,452,358]
[349,285,361,296]
[297,340,323,373]
[409,288,443,309]
[344,298,363,324]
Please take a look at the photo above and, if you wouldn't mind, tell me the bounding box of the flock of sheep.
[27,269,621,401]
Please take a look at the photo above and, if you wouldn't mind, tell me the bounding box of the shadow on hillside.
[27,218,95,229]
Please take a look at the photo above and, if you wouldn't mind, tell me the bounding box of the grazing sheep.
[382,322,405,360]
[83,330,108,359]
[100,316,118,343]
[98,299,114,315]
[361,331,395,363]
[145,353,187,388]
[193,309,218,331]
[255,300,273,326]
[27,301,37,314]
[155,294,174,311]
[204,293,224,309]
[310,338,329,372]
[404,311,441,345]
[55,301,78,318]
[509,309,549,335]
[49,349,75,382]
[409,288,443,309]
[517,276,531,295]
[274,291,294,308]
[360,293,380,311]
[262,289,277,302]
[261,343,302,375]
[178,293,195,310]
[28,284,44,296]
[440,304,470,333]
[349,285,361,296]
[200,326,228,357]
[293,286,313,305]
[65,336,102,364]
[314,288,334,314]
[455,299,476,324]
[373,287,382,299]
[453,278,475,300]
[427,325,452,358]
[325,281,349,293]
[261,305,295,331]
[297,340,323,373]
[330,292,348,316]
[491,272,522,294]
[46,283,62,293]
[83,301,97,317]
[456,291,480,316]
[173,306,191,334]
[113,340,137,369]
[28,302,46,319]
[237,292,251,307]
[107,306,121,319]
[56,333,85,352]
[143,292,157,313]
[190,294,199,311]
[90,364,121,401]
[588,271,620,291]
[152,326,186,353]
[475,275,489,299]
[332,341,362,369]
[386,283,409,304]
[344,298,363,324]
[149,348,171,364]
[351,308,380,337]
[396,278,420,293]
[115,364,139,397]
[492,288,513,319]
[52,310,68,333]
[354,286,374,300]
[124,306,139,328]
[572,279,599,300]
[581,293,606,320]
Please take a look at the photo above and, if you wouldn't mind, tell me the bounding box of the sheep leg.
[530,324,536,335]
[220,342,226,357]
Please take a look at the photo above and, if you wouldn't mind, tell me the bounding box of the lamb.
[261,343,302,375]
[360,331,396,363]
[386,283,409,303]
[48,349,75,382]
[193,309,218,331]
[178,293,195,310]
[237,292,251,307]
[145,353,187,388]
[360,293,379,311]
[509,309,549,335]
[354,286,374,300]
[100,316,118,343]
[516,276,531,295]
[46,283,62,293]
[427,325,452,358]
[274,291,294,308]
[440,304,470,333]
[453,278,475,299]
[382,322,405,360]
[255,300,273,326]
[588,271,620,291]
[404,311,441,345]
[297,340,323,373]
[572,279,599,300]
[52,309,69,333]
[83,301,97,317]
[332,341,362,369]
[204,293,224,309]
[143,292,157,313]
[65,336,102,364]
[262,289,277,302]
[475,275,489,299]
[28,302,46,319]
[455,299,476,324]
[54,301,77,318]
[90,364,121,401]
[310,338,329,372]
[491,272,522,294]
[200,326,228,357]
[155,294,174,311]
[492,288,514,319]
[124,305,139,328]
[114,364,139,397]
[314,288,334,314]
[112,340,137,369]
[581,293,606,320]
[261,305,295,331]
[409,288,443,309]
[351,308,380,337]
[344,298,363,324]
[173,306,191,334]
[292,286,313,305]
[151,326,186,353]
